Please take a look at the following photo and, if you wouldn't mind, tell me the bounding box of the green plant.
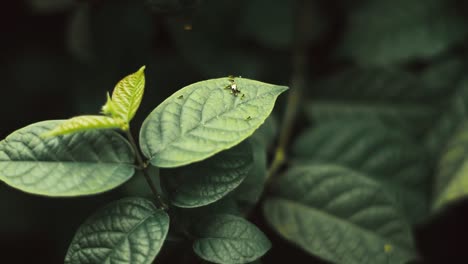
[5,0,468,263]
[0,66,287,264]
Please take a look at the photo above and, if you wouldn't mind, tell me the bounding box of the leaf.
[140,77,287,168]
[249,115,278,149]
[339,0,468,65]
[233,139,268,212]
[292,121,430,223]
[65,197,169,264]
[310,67,436,102]
[109,66,146,122]
[306,67,438,137]
[161,140,253,208]
[293,121,429,189]
[263,165,416,264]
[305,100,433,137]
[42,115,124,137]
[425,77,468,157]
[420,57,465,97]
[433,123,468,209]
[0,120,135,196]
[192,214,271,264]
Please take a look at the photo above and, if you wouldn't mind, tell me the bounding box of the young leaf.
[42,115,125,137]
[433,123,468,209]
[140,77,287,168]
[192,214,271,264]
[65,197,169,264]
[263,165,416,264]
[292,121,430,223]
[162,140,253,208]
[108,65,146,122]
[0,121,135,196]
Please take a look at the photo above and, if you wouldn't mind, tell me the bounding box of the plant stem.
[125,129,168,210]
[267,0,310,182]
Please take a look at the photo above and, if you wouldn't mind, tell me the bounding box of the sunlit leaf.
[109,66,146,122]
[42,115,124,137]
[140,77,287,168]
[0,121,135,196]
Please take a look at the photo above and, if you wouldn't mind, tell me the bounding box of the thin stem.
[125,129,168,210]
[267,0,310,182]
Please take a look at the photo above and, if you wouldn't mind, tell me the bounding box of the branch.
[125,129,168,210]
[267,0,310,182]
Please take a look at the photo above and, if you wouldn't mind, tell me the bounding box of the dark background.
[1,0,468,263]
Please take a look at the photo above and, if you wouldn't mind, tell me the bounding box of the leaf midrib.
[146,87,283,156]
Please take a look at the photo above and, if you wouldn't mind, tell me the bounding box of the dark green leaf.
[0,121,135,196]
[425,77,468,157]
[307,67,437,137]
[264,165,416,264]
[65,197,169,264]
[233,139,268,212]
[162,140,253,208]
[192,214,271,264]
[292,121,430,223]
[339,0,468,65]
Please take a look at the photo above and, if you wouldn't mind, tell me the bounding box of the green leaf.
[140,77,287,168]
[293,121,429,189]
[425,77,468,157]
[192,214,271,264]
[306,67,437,137]
[0,120,135,196]
[42,115,124,137]
[433,123,468,209]
[292,121,430,223]
[233,139,268,212]
[263,165,416,264]
[106,66,146,122]
[305,100,433,137]
[339,0,468,65]
[65,197,169,264]
[310,67,436,101]
[249,115,278,149]
[162,140,253,208]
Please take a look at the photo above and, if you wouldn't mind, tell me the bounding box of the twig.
[125,129,168,210]
[266,0,310,183]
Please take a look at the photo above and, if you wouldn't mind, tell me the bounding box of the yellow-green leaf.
[42,115,124,137]
[111,65,146,122]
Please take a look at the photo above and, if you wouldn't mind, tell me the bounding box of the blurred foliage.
[2,0,468,263]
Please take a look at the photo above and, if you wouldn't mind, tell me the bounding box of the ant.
[225,75,244,98]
